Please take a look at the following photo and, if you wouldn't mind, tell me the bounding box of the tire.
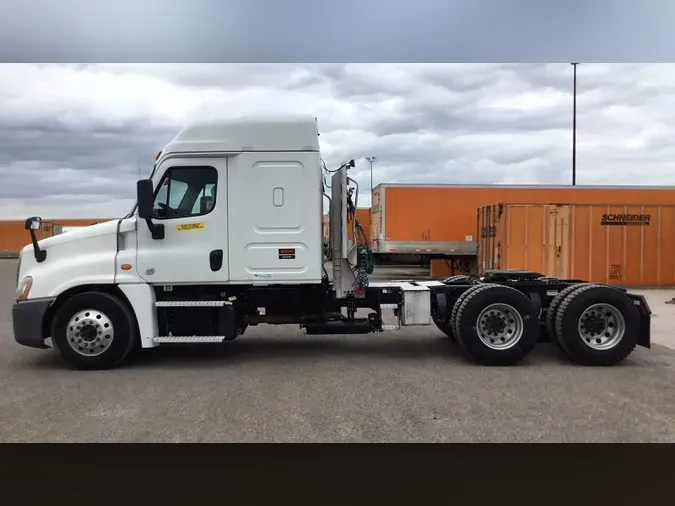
[554,284,640,366]
[443,275,475,285]
[545,283,591,347]
[51,291,138,370]
[433,316,455,341]
[454,284,540,366]
[450,284,484,340]
[433,276,476,340]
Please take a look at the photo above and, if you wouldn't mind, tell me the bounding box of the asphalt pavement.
[2,259,675,442]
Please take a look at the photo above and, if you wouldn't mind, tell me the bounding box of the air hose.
[355,220,375,275]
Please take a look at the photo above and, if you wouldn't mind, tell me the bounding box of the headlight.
[16,276,33,301]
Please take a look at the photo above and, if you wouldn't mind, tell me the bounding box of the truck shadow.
[123,336,569,370]
[20,336,639,371]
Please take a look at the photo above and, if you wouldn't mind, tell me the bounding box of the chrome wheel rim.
[577,303,625,350]
[66,309,114,356]
[476,303,524,350]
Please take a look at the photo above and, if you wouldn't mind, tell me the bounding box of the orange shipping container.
[347,207,371,243]
[430,258,455,278]
[372,184,675,256]
[320,208,370,248]
[0,219,112,257]
[478,203,675,287]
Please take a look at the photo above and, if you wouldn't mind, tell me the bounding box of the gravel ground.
[2,258,675,442]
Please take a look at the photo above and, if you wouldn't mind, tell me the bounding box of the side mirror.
[136,179,165,240]
[24,217,42,231]
[24,216,47,262]
[137,179,154,219]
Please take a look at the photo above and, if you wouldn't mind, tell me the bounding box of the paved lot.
[2,258,675,442]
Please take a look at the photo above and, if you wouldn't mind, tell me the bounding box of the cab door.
[136,157,229,284]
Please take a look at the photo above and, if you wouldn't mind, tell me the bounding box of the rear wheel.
[454,284,540,366]
[545,284,591,347]
[434,280,481,340]
[442,275,476,284]
[51,291,138,370]
[433,317,455,340]
[555,285,639,366]
[450,284,484,340]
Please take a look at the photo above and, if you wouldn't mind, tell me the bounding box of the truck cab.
[12,115,415,369]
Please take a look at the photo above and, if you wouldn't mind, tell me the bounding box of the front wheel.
[51,291,138,370]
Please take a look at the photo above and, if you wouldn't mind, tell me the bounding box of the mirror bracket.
[146,219,165,240]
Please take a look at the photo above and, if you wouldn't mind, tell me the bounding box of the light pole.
[366,156,377,202]
[571,63,579,186]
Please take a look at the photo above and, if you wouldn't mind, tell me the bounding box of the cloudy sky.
[2,63,675,218]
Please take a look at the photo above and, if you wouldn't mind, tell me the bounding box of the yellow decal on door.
[176,222,205,231]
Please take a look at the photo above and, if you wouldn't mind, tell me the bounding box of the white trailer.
[12,115,652,370]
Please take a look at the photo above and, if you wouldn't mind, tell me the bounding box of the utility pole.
[571,63,579,186]
[366,156,377,202]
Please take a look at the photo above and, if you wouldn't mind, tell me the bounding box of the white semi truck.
[12,115,652,370]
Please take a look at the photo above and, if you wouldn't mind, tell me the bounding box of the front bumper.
[12,297,56,349]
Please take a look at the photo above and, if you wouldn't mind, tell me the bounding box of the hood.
[24,219,121,252]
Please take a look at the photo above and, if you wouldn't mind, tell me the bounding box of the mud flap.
[627,294,651,348]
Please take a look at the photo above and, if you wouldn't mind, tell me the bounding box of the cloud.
[1,63,675,218]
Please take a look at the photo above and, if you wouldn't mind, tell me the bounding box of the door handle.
[210,249,223,272]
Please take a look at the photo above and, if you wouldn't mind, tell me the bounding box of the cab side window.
[153,167,218,220]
